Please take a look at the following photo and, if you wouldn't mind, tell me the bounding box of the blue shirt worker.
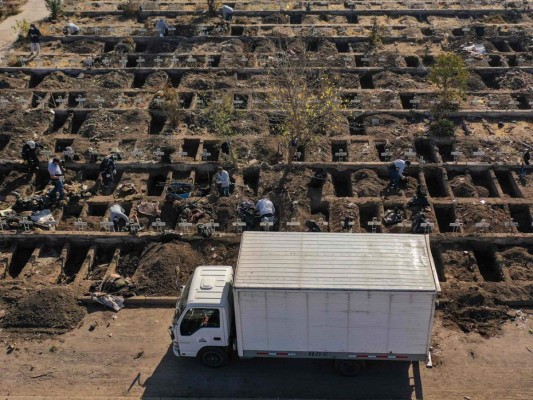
[214,166,230,197]
[221,4,234,21]
[47,157,64,201]
[388,159,411,190]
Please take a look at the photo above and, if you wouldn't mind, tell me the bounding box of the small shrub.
[45,0,63,20]
[12,19,30,42]
[118,1,141,18]
[429,118,456,137]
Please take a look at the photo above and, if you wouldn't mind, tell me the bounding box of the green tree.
[45,0,63,20]
[200,93,239,162]
[267,40,347,167]
[428,53,469,109]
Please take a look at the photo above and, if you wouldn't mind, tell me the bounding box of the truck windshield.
[173,276,192,324]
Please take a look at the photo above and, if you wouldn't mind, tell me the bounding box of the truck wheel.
[199,348,228,368]
[334,360,363,377]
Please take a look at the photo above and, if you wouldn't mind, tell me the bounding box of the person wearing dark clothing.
[21,140,43,172]
[28,24,41,55]
[524,149,530,166]
[99,156,116,188]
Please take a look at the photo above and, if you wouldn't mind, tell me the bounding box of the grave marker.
[449,219,463,233]
[74,218,88,231]
[504,218,518,232]
[75,95,86,108]
[451,151,462,163]
[232,220,246,234]
[20,217,33,231]
[334,149,348,162]
[178,219,193,234]
[95,96,105,108]
[201,149,211,161]
[152,218,166,232]
[475,219,490,233]
[100,219,114,232]
[368,217,381,233]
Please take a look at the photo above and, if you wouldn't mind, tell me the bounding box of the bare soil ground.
[0,309,531,399]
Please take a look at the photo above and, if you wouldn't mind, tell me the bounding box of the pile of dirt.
[499,247,533,281]
[441,283,531,337]
[0,71,29,89]
[2,286,85,330]
[329,199,360,232]
[144,71,169,88]
[117,251,141,278]
[467,72,487,90]
[93,71,133,89]
[61,40,105,54]
[496,70,533,91]
[37,71,79,89]
[449,175,478,197]
[78,110,149,139]
[353,169,386,197]
[0,109,53,135]
[440,250,480,282]
[262,13,289,24]
[456,204,512,233]
[132,241,203,296]
[370,53,407,69]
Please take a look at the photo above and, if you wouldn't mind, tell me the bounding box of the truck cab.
[170,266,234,367]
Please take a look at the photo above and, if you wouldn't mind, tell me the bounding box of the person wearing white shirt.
[64,22,80,35]
[47,157,64,201]
[110,204,130,231]
[388,159,411,190]
[256,195,275,224]
[214,166,230,197]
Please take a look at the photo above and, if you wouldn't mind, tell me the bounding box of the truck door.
[177,308,226,357]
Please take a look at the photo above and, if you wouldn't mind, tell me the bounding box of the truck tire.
[334,360,364,377]
[199,348,228,368]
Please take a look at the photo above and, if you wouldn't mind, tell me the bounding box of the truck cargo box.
[233,232,440,361]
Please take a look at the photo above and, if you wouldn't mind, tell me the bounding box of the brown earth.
[0,285,85,330]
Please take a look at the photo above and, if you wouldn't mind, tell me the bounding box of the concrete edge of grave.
[78,295,178,306]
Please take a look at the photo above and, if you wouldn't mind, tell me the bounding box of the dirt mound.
[78,110,149,139]
[37,71,79,89]
[496,70,533,91]
[467,72,487,90]
[353,169,386,197]
[117,252,141,278]
[144,71,169,88]
[0,109,53,135]
[449,175,478,197]
[441,283,531,337]
[499,247,533,281]
[61,40,104,54]
[329,199,360,232]
[0,71,28,89]
[2,286,85,330]
[132,241,203,296]
[456,204,512,233]
[94,71,133,89]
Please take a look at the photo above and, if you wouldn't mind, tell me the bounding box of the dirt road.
[0,307,531,399]
[0,0,48,54]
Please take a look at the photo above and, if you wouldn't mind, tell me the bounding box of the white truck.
[170,232,440,375]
